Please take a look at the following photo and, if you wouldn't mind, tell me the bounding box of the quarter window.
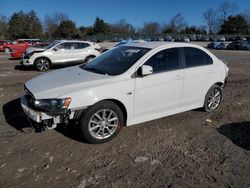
[144,48,180,74]
[184,47,213,67]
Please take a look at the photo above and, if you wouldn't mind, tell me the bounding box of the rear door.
[73,42,90,62]
[181,47,214,107]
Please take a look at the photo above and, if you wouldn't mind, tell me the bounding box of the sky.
[0,0,249,27]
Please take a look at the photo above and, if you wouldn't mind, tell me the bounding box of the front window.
[80,46,150,76]
[46,42,59,49]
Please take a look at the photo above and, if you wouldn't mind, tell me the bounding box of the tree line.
[0,1,249,40]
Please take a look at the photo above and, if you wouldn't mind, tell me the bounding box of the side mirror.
[138,65,153,76]
[53,46,59,51]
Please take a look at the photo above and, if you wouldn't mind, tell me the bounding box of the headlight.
[27,52,35,59]
[33,97,71,112]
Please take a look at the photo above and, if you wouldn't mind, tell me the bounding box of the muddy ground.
[0,48,249,188]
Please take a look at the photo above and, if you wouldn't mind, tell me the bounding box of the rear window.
[184,47,213,67]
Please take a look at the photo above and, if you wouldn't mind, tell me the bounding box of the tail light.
[95,48,102,53]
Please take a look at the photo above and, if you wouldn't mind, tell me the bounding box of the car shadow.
[15,65,35,71]
[55,125,87,143]
[2,98,43,132]
[217,122,250,151]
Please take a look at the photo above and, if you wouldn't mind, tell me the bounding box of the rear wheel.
[35,58,51,71]
[85,56,95,63]
[80,101,124,144]
[204,85,222,112]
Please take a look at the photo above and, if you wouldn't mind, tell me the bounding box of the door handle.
[174,74,183,80]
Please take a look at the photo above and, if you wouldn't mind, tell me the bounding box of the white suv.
[21,42,229,143]
[21,40,101,71]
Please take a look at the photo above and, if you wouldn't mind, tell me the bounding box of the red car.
[8,40,31,59]
[0,40,11,52]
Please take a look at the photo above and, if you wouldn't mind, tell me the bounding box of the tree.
[78,26,95,38]
[180,26,206,34]
[142,22,161,36]
[0,15,8,38]
[240,10,250,24]
[43,12,68,39]
[219,15,249,34]
[26,11,43,38]
[93,17,110,34]
[53,20,79,39]
[218,1,238,22]
[163,13,186,33]
[203,8,217,34]
[8,11,42,39]
[111,19,135,38]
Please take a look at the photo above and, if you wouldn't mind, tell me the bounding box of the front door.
[134,48,184,119]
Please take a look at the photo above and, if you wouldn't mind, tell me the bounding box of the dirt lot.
[0,47,250,188]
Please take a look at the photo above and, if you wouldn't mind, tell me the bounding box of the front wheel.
[4,48,11,53]
[80,101,124,144]
[204,85,222,112]
[35,58,51,71]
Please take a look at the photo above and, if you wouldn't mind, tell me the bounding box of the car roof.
[123,41,204,49]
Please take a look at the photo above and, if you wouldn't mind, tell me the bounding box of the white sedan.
[21,42,229,143]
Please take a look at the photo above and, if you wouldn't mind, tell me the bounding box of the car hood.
[26,47,45,54]
[25,66,112,99]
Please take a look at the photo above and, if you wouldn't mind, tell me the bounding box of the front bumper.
[20,95,59,123]
[20,58,32,66]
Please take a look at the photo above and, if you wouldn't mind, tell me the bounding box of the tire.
[4,48,11,53]
[204,85,222,112]
[85,56,95,63]
[35,57,51,71]
[80,101,124,144]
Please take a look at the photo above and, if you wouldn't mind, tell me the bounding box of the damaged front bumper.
[20,95,75,129]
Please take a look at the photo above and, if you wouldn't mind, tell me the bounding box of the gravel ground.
[0,46,250,188]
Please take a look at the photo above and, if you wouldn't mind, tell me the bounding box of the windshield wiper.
[83,67,107,75]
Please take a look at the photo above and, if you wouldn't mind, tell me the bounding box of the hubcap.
[37,59,49,71]
[207,89,221,110]
[88,109,119,139]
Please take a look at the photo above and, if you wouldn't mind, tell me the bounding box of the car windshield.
[80,46,150,76]
[45,42,59,49]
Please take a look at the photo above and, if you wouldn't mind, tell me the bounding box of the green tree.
[27,11,43,38]
[0,15,8,39]
[93,17,110,34]
[219,15,249,34]
[53,20,79,39]
[180,26,206,34]
[8,11,42,39]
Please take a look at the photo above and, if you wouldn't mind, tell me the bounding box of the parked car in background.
[20,40,101,71]
[245,41,250,50]
[164,36,172,41]
[218,37,226,42]
[6,40,30,53]
[0,40,11,51]
[25,42,50,54]
[207,42,226,50]
[21,42,229,144]
[227,40,248,50]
